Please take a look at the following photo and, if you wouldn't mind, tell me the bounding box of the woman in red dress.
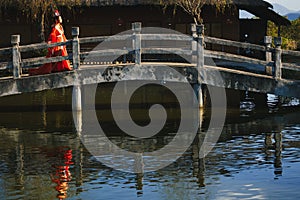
[29,10,71,75]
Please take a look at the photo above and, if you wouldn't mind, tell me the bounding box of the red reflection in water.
[50,147,74,200]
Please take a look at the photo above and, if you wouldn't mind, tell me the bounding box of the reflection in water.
[192,132,206,188]
[0,106,299,199]
[50,147,73,200]
[265,132,283,177]
[15,144,25,190]
[274,132,283,177]
[135,173,144,197]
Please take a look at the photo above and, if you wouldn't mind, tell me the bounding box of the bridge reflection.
[0,107,299,198]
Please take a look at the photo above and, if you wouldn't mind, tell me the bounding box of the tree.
[159,0,231,25]
[267,18,300,50]
[282,18,300,50]
[0,0,88,42]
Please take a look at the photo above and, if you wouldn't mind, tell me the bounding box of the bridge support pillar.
[72,85,82,111]
[193,84,204,108]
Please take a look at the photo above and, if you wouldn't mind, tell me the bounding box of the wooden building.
[0,0,290,47]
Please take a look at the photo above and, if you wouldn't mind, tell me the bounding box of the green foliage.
[267,18,300,50]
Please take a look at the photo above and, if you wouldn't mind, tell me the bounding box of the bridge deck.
[0,62,299,98]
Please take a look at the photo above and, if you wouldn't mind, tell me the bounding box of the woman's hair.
[54,16,60,21]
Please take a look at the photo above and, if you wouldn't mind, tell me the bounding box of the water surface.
[0,107,299,199]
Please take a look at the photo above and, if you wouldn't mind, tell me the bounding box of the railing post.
[191,24,204,108]
[11,35,21,79]
[197,25,205,69]
[191,24,197,65]
[132,22,142,65]
[274,37,282,79]
[264,36,272,62]
[72,27,80,70]
[264,36,273,75]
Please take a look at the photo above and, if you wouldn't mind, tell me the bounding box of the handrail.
[79,36,109,44]
[79,35,131,44]
[205,36,269,52]
[205,50,271,67]
[79,34,192,44]
[19,41,71,53]
[142,48,192,55]
[282,62,300,72]
[0,23,298,81]
[21,55,72,68]
[282,49,300,57]
[80,49,131,60]
[0,47,12,56]
[141,34,192,42]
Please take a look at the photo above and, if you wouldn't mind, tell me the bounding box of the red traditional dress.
[29,23,71,75]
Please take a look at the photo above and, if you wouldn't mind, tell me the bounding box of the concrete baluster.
[11,35,21,79]
[72,27,80,70]
[132,22,142,65]
[274,37,282,79]
[264,36,273,75]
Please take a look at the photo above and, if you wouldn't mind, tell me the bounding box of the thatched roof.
[233,0,272,8]
[85,0,290,26]
[85,0,271,8]
[233,0,291,26]
[86,0,158,6]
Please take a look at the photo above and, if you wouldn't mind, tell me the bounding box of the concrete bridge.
[0,22,299,108]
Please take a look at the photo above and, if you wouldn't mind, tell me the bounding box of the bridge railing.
[204,35,300,79]
[2,35,72,78]
[0,22,299,80]
[76,25,194,65]
[0,47,12,71]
